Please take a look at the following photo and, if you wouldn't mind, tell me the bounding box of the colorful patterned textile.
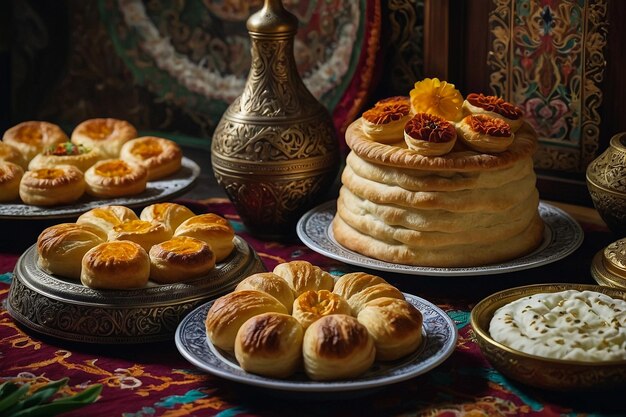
[0,199,622,416]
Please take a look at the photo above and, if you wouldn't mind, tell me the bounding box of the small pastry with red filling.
[3,121,68,163]
[0,161,24,202]
[71,118,137,158]
[29,142,104,172]
[84,159,148,198]
[404,113,457,156]
[149,236,216,283]
[19,165,85,206]
[362,96,411,144]
[120,137,182,180]
[456,114,514,153]
[108,219,172,252]
[0,142,27,169]
[462,93,524,132]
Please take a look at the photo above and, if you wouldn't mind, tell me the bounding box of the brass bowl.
[471,283,626,391]
[591,237,626,290]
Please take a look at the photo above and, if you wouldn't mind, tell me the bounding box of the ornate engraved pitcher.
[211,0,339,239]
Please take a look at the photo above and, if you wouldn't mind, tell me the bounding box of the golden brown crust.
[140,203,195,234]
[19,165,85,206]
[149,236,215,283]
[120,137,182,180]
[3,121,68,162]
[333,272,388,301]
[77,205,139,233]
[292,290,352,329]
[235,272,295,313]
[108,219,172,252]
[29,143,104,172]
[0,142,27,169]
[0,161,23,202]
[272,260,335,296]
[81,240,150,289]
[174,213,235,262]
[71,118,137,158]
[84,159,148,198]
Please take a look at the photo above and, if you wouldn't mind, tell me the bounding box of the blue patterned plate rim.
[296,200,584,277]
[174,293,457,392]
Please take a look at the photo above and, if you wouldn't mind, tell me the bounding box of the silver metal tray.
[6,236,265,344]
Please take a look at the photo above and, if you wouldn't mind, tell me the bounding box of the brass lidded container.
[211,0,339,239]
[591,237,626,290]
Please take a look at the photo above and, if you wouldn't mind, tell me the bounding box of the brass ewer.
[211,0,339,239]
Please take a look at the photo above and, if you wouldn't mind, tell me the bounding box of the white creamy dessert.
[489,290,626,362]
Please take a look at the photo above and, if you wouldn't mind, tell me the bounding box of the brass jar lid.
[591,238,626,289]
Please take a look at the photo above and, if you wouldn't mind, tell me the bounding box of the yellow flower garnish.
[409,78,463,122]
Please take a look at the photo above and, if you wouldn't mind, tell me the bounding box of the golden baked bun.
[29,142,104,172]
[140,203,195,234]
[292,290,352,329]
[174,213,234,262]
[0,161,24,202]
[84,159,148,198]
[234,313,304,378]
[19,165,85,206]
[120,137,182,180]
[71,118,137,158]
[81,240,150,289]
[404,113,457,156]
[456,114,514,153]
[149,236,215,283]
[77,205,139,234]
[347,283,405,314]
[0,142,27,169]
[361,96,410,144]
[333,272,388,301]
[272,260,334,296]
[205,290,288,351]
[357,297,423,361]
[302,314,375,381]
[108,220,172,252]
[3,121,68,163]
[463,93,524,132]
[37,223,106,279]
[235,272,295,313]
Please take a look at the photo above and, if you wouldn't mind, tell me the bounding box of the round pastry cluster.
[489,290,626,362]
[0,119,183,205]
[36,203,235,289]
[205,262,423,381]
[361,78,524,156]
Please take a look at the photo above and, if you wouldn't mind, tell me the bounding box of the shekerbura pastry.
[362,96,411,144]
[19,165,85,206]
[292,290,352,329]
[272,260,334,296]
[140,203,195,234]
[409,78,463,122]
[71,118,137,158]
[29,142,104,172]
[37,223,106,279]
[344,283,405,314]
[84,159,148,198]
[149,236,215,283]
[357,297,423,361]
[0,161,24,202]
[235,272,295,313]
[77,205,139,234]
[3,121,68,163]
[456,114,514,153]
[81,240,150,289]
[0,142,27,169]
[463,93,524,132]
[332,272,389,300]
[235,313,304,378]
[108,220,171,252]
[120,137,182,180]
[404,113,457,156]
[302,314,375,381]
[174,213,235,262]
[205,290,288,351]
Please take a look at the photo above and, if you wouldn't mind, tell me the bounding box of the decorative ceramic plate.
[296,201,584,277]
[175,293,456,392]
[0,157,200,220]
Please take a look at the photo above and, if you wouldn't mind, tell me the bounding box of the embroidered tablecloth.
[0,199,622,417]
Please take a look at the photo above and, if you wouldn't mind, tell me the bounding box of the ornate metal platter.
[7,236,265,344]
[0,157,200,220]
[175,293,456,394]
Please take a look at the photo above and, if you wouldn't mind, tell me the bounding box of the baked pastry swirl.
[0,142,27,169]
[37,223,106,280]
[0,161,24,202]
[404,113,457,156]
[19,165,85,206]
[272,260,335,296]
[463,93,524,132]
[149,236,215,283]
[361,96,411,144]
[84,159,148,198]
[81,240,150,289]
[120,137,182,180]
[235,272,295,313]
[108,220,171,252]
[3,121,68,163]
[303,314,375,381]
[333,272,389,301]
[77,205,139,234]
[456,114,514,153]
[235,313,304,378]
[140,203,195,234]
[29,142,104,172]
[174,213,235,262]
[71,118,137,158]
[292,290,352,329]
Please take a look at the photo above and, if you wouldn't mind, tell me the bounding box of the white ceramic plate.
[296,201,584,277]
[0,157,200,219]
[175,293,457,393]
